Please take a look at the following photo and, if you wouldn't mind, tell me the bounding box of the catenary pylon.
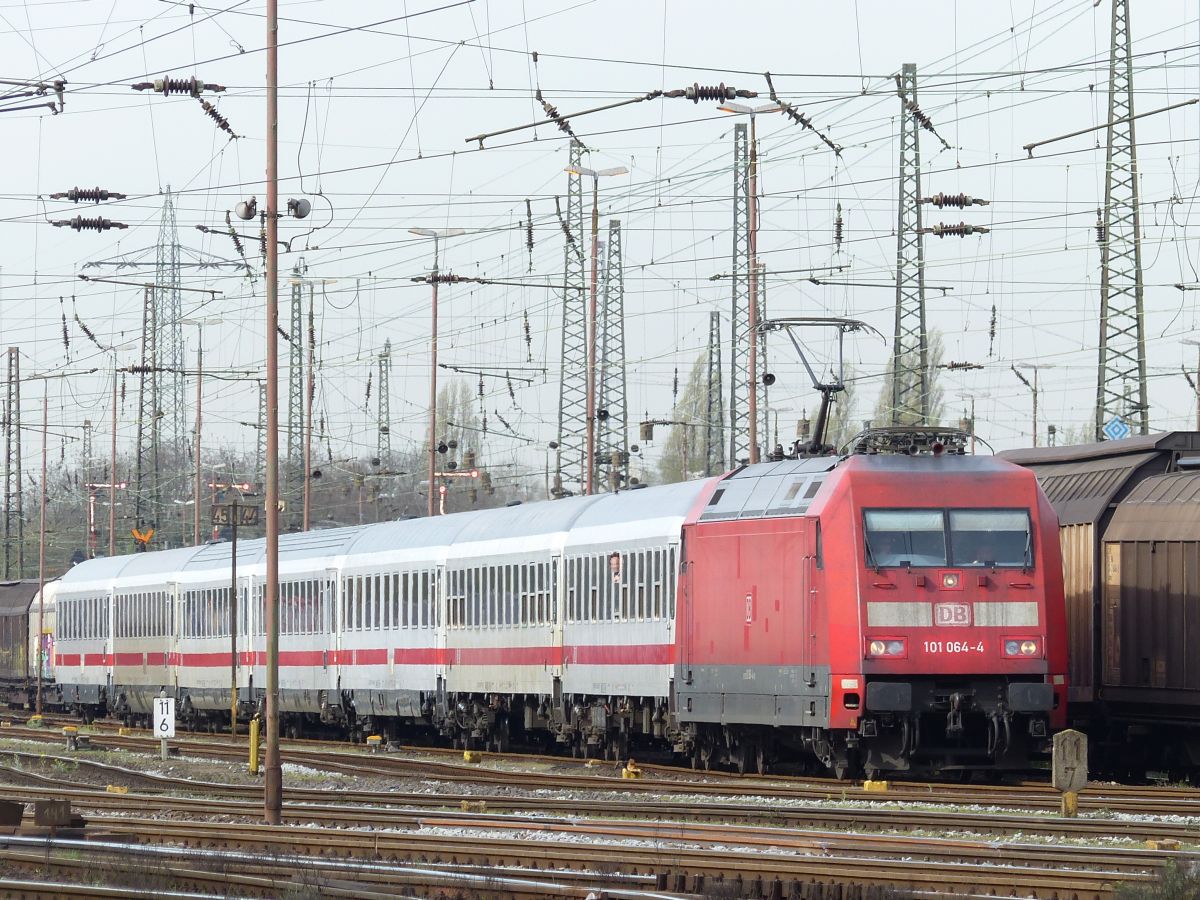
[729,123,752,464]
[554,139,587,496]
[890,63,930,426]
[1095,0,1148,438]
[598,219,628,489]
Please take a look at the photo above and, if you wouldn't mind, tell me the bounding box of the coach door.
[167,582,180,689]
[323,570,337,692]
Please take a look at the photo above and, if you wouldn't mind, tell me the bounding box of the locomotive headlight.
[866,638,906,658]
[1003,638,1041,657]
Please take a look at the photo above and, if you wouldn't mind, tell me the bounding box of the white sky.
[1,0,1198,485]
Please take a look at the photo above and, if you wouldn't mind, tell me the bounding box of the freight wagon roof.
[1105,471,1200,541]
[999,433,1200,526]
[1000,431,1200,465]
[0,581,37,617]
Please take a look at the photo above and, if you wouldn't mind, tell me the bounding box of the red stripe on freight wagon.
[145,653,168,666]
[83,653,108,666]
[56,653,81,666]
[112,653,143,667]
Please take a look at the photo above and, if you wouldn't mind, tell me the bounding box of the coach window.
[669,546,679,619]
[375,574,385,629]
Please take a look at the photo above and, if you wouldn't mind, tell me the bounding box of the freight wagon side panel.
[1103,540,1200,709]
[0,582,37,685]
[1060,523,1095,702]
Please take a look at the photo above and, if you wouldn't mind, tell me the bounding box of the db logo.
[934,602,970,627]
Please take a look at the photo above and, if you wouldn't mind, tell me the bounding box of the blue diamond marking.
[1103,416,1131,441]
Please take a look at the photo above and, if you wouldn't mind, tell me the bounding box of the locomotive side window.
[864,510,947,567]
[949,509,1031,567]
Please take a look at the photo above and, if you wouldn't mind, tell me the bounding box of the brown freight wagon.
[1003,432,1200,778]
[0,580,41,708]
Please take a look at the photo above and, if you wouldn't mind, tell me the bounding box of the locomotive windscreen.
[864,508,1032,568]
[864,510,947,567]
[948,509,1031,567]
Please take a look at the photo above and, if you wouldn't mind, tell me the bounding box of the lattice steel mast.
[554,140,587,496]
[377,339,392,466]
[256,382,267,486]
[1095,0,1148,437]
[154,191,185,473]
[729,123,752,463]
[134,287,159,541]
[598,219,628,489]
[705,312,725,476]
[891,63,929,426]
[286,260,306,513]
[3,348,21,577]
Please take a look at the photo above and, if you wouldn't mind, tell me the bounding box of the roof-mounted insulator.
[920,222,990,238]
[131,76,225,96]
[50,187,126,203]
[922,192,989,209]
[198,98,239,138]
[51,216,127,232]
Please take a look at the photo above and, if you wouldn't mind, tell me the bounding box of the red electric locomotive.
[676,427,1069,777]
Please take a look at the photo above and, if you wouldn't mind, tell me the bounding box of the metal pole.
[263,0,283,826]
[230,499,238,737]
[193,338,203,545]
[109,362,117,557]
[747,114,760,464]
[585,177,600,494]
[1195,347,1199,431]
[35,391,47,716]
[427,236,440,517]
[1032,368,1039,449]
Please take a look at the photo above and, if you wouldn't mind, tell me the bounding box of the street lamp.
[1184,339,1200,430]
[410,227,465,516]
[719,102,782,465]
[562,164,627,494]
[181,317,224,545]
[1013,363,1055,448]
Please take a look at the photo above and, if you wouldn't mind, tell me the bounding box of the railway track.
[0,796,1170,899]
[7,720,1200,823]
[4,724,1195,897]
[0,750,1198,843]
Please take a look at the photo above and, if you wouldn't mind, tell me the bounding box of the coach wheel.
[734,742,754,776]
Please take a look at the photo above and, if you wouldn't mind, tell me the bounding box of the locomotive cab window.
[863,509,947,567]
[949,509,1031,567]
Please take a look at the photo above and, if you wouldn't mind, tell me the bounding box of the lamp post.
[563,164,627,493]
[718,102,782,464]
[1184,339,1200,430]
[409,227,464,516]
[181,317,223,546]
